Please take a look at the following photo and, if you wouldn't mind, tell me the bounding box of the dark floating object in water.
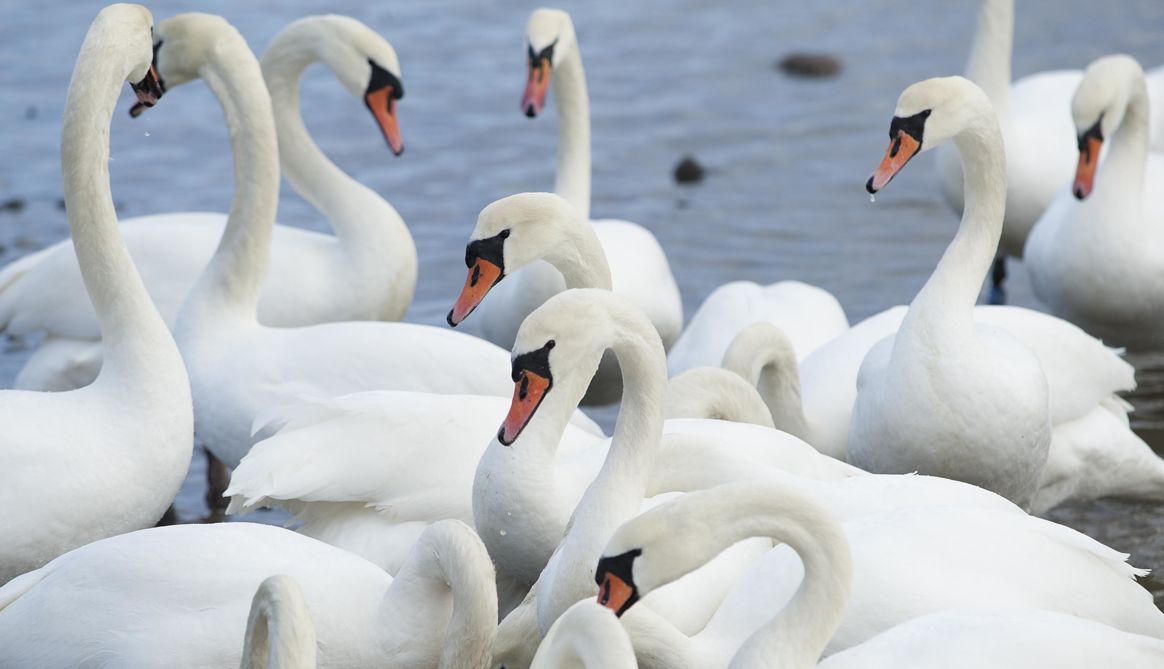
[24,105,37,120]
[56,198,67,211]
[674,155,705,184]
[0,198,26,213]
[777,52,842,78]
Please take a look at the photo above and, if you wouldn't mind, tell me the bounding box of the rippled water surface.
[2,0,1164,606]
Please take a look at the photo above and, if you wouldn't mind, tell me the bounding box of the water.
[2,0,1164,606]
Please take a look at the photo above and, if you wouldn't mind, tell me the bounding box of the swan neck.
[722,332,808,438]
[240,578,317,669]
[181,35,280,323]
[61,22,176,382]
[553,48,591,220]
[965,0,1013,116]
[378,526,496,669]
[547,215,613,289]
[1103,77,1151,200]
[905,118,1005,339]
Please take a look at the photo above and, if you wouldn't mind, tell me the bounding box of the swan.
[853,75,1157,509]
[241,575,316,669]
[531,601,636,669]
[666,281,849,376]
[1025,55,1164,350]
[935,0,1164,302]
[460,8,683,388]
[0,520,496,668]
[664,366,775,428]
[0,15,417,392]
[485,290,863,669]
[224,390,604,575]
[449,192,678,404]
[0,4,192,585]
[595,481,1164,668]
[146,14,512,469]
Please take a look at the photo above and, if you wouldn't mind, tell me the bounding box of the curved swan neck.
[721,325,808,438]
[664,368,776,428]
[965,0,1013,116]
[538,297,668,627]
[181,30,280,324]
[62,14,177,384]
[261,29,411,250]
[904,114,1006,340]
[553,47,591,220]
[546,208,612,289]
[378,523,497,669]
[1100,74,1151,206]
[240,576,317,669]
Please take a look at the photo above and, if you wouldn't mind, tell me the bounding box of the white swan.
[2,15,416,392]
[531,601,637,669]
[241,575,316,669]
[463,9,683,380]
[0,4,192,585]
[450,192,678,404]
[224,390,604,575]
[936,0,1164,272]
[146,14,512,469]
[595,481,1164,668]
[485,290,862,669]
[0,520,496,668]
[666,281,849,376]
[1025,55,1164,349]
[853,75,1154,510]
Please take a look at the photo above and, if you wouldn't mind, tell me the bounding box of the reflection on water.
[1,0,1164,608]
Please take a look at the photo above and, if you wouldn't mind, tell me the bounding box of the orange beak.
[447,258,503,326]
[1073,134,1102,200]
[365,86,404,156]
[522,59,552,118]
[597,572,636,616]
[867,130,921,194]
[498,369,552,445]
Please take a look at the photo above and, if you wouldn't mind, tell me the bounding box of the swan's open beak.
[597,571,637,617]
[129,62,164,118]
[447,258,503,326]
[365,87,404,156]
[867,130,921,194]
[523,59,551,118]
[1073,121,1103,200]
[498,368,552,445]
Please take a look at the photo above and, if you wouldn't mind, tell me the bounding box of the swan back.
[241,575,317,669]
[532,601,637,669]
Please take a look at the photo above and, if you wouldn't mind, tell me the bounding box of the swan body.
[151,14,511,468]
[226,390,604,573]
[819,609,1164,669]
[449,193,680,404]
[597,482,1164,669]
[0,521,496,668]
[936,0,1164,258]
[1025,55,1164,349]
[0,4,193,585]
[667,280,849,376]
[464,10,682,387]
[241,575,317,669]
[1,16,417,392]
[531,601,637,669]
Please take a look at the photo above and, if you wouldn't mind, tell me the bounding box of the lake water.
[2,0,1163,607]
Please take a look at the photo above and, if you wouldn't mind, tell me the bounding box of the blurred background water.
[1,0,1163,605]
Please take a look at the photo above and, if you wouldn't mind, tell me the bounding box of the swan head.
[448,193,580,326]
[867,76,992,193]
[498,289,628,446]
[89,4,160,111]
[282,16,405,156]
[1070,55,1142,200]
[522,8,578,117]
[126,13,246,118]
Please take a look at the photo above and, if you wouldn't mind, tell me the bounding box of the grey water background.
[2,0,1164,605]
